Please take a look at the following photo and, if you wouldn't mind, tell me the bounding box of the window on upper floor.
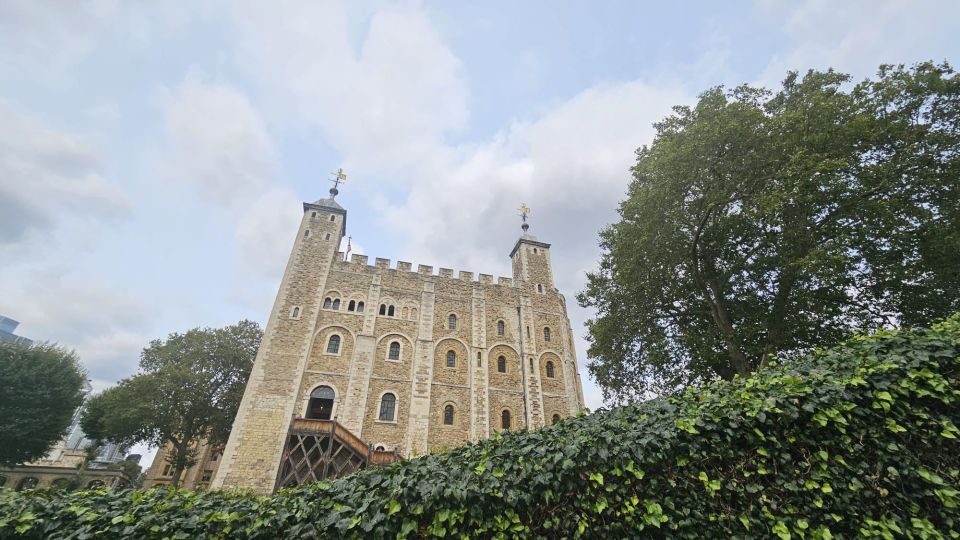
[323,298,332,309]
[546,361,555,378]
[497,355,506,373]
[537,284,543,293]
[311,211,317,218]
[347,300,355,311]
[388,341,400,360]
[379,304,386,315]
[326,335,341,354]
[332,299,341,310]
[330,214,335,222]
[291,306,300,318]
[357,301,365,313]
[497,320,505,336]
[544,327,551,342]
[388,305,395,317]
[448,314,457,329]
[325,233,330,240]
[303,230,310,238]
[378,393,396,422]
[443,404,454,425]
[446,350,456,368]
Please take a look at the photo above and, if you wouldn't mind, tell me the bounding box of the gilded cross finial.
[328,168,347,198]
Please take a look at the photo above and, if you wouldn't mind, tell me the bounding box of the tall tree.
[578,62,960,404]
[0,342,87,466]
[81,320,262,487]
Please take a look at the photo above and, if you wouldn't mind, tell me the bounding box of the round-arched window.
[501,410,511,430]
[379,393,397,421]
[446,350,456,368]
[388,341,401,360]
[326,335,341,354]
[546,361,555,378]
[497,355,506,373]
[443,404,455,425]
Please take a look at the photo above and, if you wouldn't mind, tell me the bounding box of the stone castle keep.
[211,187,585,493]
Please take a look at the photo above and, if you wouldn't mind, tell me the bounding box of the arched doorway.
[306,386,335,420]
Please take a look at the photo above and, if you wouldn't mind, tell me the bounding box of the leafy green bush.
[2,315,959,539]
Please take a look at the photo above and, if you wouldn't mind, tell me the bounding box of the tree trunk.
[170,441,190,489]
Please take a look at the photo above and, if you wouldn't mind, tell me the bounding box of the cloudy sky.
[2,0,958,442]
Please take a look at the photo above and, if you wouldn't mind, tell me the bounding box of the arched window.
[544,327,551,342]
[379,304,386,315]
[552,414,561,425]
[388,305,395,317]
[448,314,457,329]
[497,320,505,336]
[291,306,300,318]
[16,477,39,491]
[446,350,456,368]
[411,308,418,320]
[501,410,511,430]
[546,361,555,378]
[326,335,341,354]
[323,298,332,309]
[357,302,365,313]
[497,355,506,373]
[538,284,543,293]
[330,214,336,222]
[443,404,455,425]
[307,386,335,420]
[402,307,409,318]
[347,300,355,311]
[378,393,397,421]
[375,445,385,451]
[332,299,340,310]
[388,341,400,360]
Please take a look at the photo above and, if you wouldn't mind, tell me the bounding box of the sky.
[2,0,958,462]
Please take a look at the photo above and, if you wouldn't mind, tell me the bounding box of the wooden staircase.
[274,418,401,492]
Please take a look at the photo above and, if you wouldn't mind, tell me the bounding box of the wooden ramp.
[274,418,401,491]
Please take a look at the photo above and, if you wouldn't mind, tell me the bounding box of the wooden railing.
[288,417,402,467]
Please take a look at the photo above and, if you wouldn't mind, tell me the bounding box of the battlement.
[335,254,517,287]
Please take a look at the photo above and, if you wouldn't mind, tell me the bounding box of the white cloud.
[232,1,468,179]
[0,100,129,248]
[755,0,960,85]
[235,188,301,278]
[164,74,279,208]
[0,269,151,385]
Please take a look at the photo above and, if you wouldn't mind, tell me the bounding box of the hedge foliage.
[3,315,960,539]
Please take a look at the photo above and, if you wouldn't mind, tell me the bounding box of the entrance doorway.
[306,385,335,420]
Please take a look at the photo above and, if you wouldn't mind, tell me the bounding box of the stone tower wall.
[213,199,585,493]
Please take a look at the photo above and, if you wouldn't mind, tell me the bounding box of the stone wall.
[213,199,586,493]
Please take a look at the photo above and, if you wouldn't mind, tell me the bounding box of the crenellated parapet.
[330,254,521,288]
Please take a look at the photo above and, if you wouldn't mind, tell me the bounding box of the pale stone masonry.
[212,191,585,493]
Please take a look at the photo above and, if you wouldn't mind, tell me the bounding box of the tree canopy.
[0,341,87,466]
[81,320,261,487]
[578,61,960,404]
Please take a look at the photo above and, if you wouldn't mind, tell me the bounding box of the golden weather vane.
[330,168,348,190]
[518,203,531,222]
[518,203,531,232]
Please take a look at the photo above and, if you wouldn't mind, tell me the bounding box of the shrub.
[2,315,959,538]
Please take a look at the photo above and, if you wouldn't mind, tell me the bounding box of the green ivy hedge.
[3,315,959,539]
